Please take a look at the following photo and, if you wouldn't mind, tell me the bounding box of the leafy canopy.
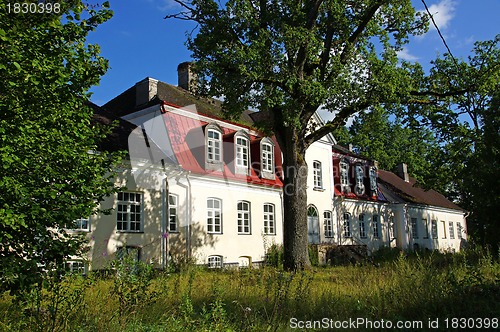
[0,1,117,291]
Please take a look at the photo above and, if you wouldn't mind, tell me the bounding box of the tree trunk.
[279,129,311,271]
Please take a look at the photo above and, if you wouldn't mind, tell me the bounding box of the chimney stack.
[396,163,409,182]
[135,77,158,107]
[177,62,197,93]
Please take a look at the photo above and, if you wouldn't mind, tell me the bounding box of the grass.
[1,247,499,331]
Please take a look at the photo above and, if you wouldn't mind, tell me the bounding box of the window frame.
[116,246,141,261]
[65,260,86,275]
[260,138,275,178]
[359,214,367,238]
[116,192,143,233]
[372,214,380,239]
[343,212,352,238]
[237,201,251,235]
[168,193,179,233]
[66,217,91,232]
[456,222,462,240]
[263,203,276,235]
[449,221,455,239]
[340,158,349,192]
[324,210,334,238]
[207,198,222,234]
[354,164,365,195]
[422,219,429,239]
[369,166,377,192]
[313,160,323,189]
[235,131,250,174]
[431,220,438,239]
[208,255,223,268]
[411,217,418,239]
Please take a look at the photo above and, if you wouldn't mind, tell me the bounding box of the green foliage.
[395,35,500,248]
[0,1,119,292]
[264,244,284,268]
[111,253,158,316]
[334,106,440,185]
[1,249,500,331]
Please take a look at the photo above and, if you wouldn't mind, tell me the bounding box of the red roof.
[162,108,283,188]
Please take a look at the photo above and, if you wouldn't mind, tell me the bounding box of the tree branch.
[340,1,385,64]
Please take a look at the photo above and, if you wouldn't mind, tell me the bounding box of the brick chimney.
[177,62,197,93]
[135,77,158,107]
[396,163,409,182]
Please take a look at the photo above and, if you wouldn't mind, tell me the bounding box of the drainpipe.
[186,172,192,259]
[162,179,168,269]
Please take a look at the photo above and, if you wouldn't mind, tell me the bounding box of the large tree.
[166,0,432,270]
[0,1,117,290]
[399,36,500,249]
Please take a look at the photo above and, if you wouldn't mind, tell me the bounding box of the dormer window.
[354,164,365,196]
[205,123,223,171]
[260,138,275,179]
[340,158,349,192]
[369,166,377,193]
[235,130,250,175]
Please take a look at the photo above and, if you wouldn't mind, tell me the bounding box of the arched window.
[235,130,250,175]
[237,201,251,234]
[354,164,365,195]
[208,255,223,268]
[359,214,366,238]
[369,166,377,192]
[205,124,223,171]
[340,158,349,192]
[343,213,352,238]
[263,203,276,235]
[207,198,222,234]
[324,211,333,238]
[260,138,275,179]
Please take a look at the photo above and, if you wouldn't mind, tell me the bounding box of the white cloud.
[397,48,419,61]
[422,0,456,30]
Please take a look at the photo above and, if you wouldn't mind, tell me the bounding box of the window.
[411,218,418,239]
[359,214,366,238]
[117,192,143,232]
[169,194,178,232]
[65,261,86,275]
[389,216,395,239]
[423,219,429,239]
[324,211,333,238]
[116,246,141,261]
[207,198,222,234]
[449,221,455,239]
[369,166,377,192]
[208,255,223,268]
[441,221,447,239]
[235,136,249,168]
[313,161,323,189]
[354,164,365,195]
[343,213,352,238]
[66,217,90,232]
[261,139,274,173]
[373,215,380,239]
[263,203,276,235]
[431,220,438,239]
[206,128,222,163]
[340,159,349,192]
[237,201,251,234]
[456,222,462,240]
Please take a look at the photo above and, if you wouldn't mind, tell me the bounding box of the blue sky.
[88,0,500,106]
